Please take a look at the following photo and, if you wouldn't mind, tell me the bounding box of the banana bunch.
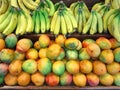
[38,0,55,16]
[103,9,120,42]
[32,8,50,34]
[10,0,40,14]
[0,0,9,15]
[69,1,90,33]
[92,2,111,17]
[51,2,77,35]
[15,10,34,35]
[82,10,103,35]
[0,7,18,35]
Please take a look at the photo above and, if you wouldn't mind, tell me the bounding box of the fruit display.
[0,34,120,87]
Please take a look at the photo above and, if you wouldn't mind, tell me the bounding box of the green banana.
[70,1,78,13]
[78,11,83,33]
[92,2,104,10]
[45,0,55,16]
[82,11,93,34]
[39,10,46,33]
[35,11,40,34]
[83,1,90,19]
[95,11,103,33]
[90,11,97,35]
[81,9,87,28]
[2,9,18,35]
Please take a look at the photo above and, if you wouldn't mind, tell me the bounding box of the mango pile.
[0,34,120,87]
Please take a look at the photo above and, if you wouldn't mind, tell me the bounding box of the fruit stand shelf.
[0,85,120,90]
[19,33,113,41]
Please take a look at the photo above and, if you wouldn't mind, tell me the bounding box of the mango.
[9,60,23,76]
[16,38,33,53]
[73,73,86,87]
[56,48,65,60]
[52,61,65,75]
[0,63,8,76]
[55,35,66,47]
[5,34,17,49]
[31,72,45,86]
[109,38,120,49]
[39,48,47,58]
[96,37,112,49]
[79,60,92,74]
[113,48,120,62]
[14,50,25,60]
[4,73,17,86]
[17,72,30,86]
[34,41,41,50]
[37,58,52,75]
[86,73,99,86]
[99,49,114,64]
[45,73,59,86]
[113,72,120,86]
[0,76,4,85]
[82,39,95,48]
[107,62,120,75]
[0,39,5,51]
[93,61,107,76]
[60,72,72,86]
[0,49,14,64]
[66,49,78,60]
[22,59,37,74]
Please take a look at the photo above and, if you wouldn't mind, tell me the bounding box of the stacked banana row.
[105,0,120,9]
[103,9,120,42]
[51,2,77,35]
[0,0,9,15]
[70,1,90,33]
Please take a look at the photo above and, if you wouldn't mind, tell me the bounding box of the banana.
[82,12,93,34]
[65,9,77,29]
[78,11,83,33]
[2,9,18,35]
[70,1,78,13]
[18,0,30,14]
[28,0,38,7]
[90,11,97,35]
[45,0,55,16]
[24,11,34,33]
[83,1,90,19]
[0,7,11,24]
[105,0,111,4]
[35,0,40,4]
[63,10,73,34]
[111,0,119,9]
[95,4,105,13]
[60,12,67,35]
[50,11,58,32]
[11,0,19,8]
[107,11,119,36]
[92,2,103,10]
[39,10,46,33]
[74,2,80,19]
[99,5,109,17]
[0,0,9,15]
[112,14,120,42]
[0,10,12,32]
[17,11,27,35]
[34,12,40,34]
[103,9,119,32]
[95,11,103,33]
[22,0,36,10]
[42,10,50,31]
[81,9,87,28]
[53,11,61,35]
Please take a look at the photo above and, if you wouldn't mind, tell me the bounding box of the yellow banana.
[78,11,83,33]
[111,0,119,9]
[63,10,73,34]
[18,0,30,14]
[0,10,12,32]
[24,12,34,33]
[0,0,9,15]
[50,11,58,32]
[11,0,19,8]
[74,3,80,20]
[83,2,90,19]
[53,12,61,35]
[90,11,97,35]
[35,0,40,4]
[61,13,67,35]
[95,11,103,33]
[70,1,78,15]
[105,0,111,4]
[28,0,38,7]
[81,10,87,28]
[17,11,27,35]
[92,2,103,10]
[103,9,119,32]
[2,9,18,35]
[82,12,93,34]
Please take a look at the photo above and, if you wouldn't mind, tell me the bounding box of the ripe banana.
[105,0,111,4]
[24,11,34,33]
[11,0,19,8]
[28,0,39,7]
[78,11,83,33]
[18,0,30,14]
[2,9,18,35]
[111,0,119,9]
[0,0,9,15]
